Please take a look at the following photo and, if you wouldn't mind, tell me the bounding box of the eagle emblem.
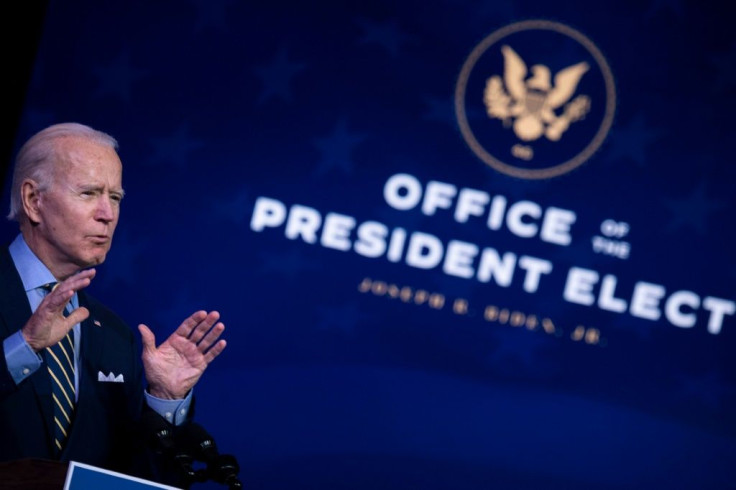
[483,45,591,142]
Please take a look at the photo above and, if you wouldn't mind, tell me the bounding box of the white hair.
[7,122,119,221]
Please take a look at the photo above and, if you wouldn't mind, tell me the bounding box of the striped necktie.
[42,283,76,456]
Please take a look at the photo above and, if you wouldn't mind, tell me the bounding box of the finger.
[203,339,227,364]
[66,306,90,327]
[175,310,208,337]
[190,311,221,343]
[138,324,157,353]
[71,267,97,283]
[196,322,225,352]
[44,270,96,313]
[40,288,76,313]
[57,268,97,294]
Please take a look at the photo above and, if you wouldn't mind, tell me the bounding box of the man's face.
[29,136,124,278]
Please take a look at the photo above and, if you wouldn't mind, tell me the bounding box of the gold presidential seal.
[455,20,616,179]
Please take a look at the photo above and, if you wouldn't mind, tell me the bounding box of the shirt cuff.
[145,389,193,425]
[3,331,42,385]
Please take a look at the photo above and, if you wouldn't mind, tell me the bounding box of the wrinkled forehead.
[38,138,125,197]
[50,136,123,182]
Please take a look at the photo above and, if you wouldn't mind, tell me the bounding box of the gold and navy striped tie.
[42,283,76,456]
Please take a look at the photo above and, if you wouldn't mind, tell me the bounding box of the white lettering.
[598,275,627,313]
[321,213,355,251]
[455,188,490,223]
[422,181,457,215]
[250,197,286,231]
[703,297,736,335]
[384,173,422,210]
[477,248,516,287]
[285,205,321,243]
[383,174,575,245]
[518,256,552,293]
[506,201,541,238]
[354,221,387,258]
[664,291,699,328]
[443,240,478,278]
[405,232,443,269]
[386,227,406,263]
[563,267,598,306]
[540,207,575,246]
[630,282,665,321]
[487,195,507,230]
[253,188,730,337]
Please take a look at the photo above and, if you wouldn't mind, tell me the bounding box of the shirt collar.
[9,233,58,293]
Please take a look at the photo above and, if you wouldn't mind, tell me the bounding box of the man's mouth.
[89,235,110,245]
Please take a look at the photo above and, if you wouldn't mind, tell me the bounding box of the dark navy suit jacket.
[0,246,153,477]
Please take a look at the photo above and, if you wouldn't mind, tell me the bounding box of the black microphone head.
[140,410,176,454]
[176,421,219,463]
[209,453,241,485]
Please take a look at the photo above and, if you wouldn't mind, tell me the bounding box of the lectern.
[0,458,68,490]
[0,459,182,490]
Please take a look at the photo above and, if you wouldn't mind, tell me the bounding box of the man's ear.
[21,179,42,224]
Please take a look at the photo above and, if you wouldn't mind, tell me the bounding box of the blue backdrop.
[3,1,735,489]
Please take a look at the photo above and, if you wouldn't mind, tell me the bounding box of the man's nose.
[95,196,116,222]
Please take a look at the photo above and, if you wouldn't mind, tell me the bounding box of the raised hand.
[21,268,96,352]
[139,310,227,400]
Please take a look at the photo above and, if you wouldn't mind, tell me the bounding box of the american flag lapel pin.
[93,319,102,327]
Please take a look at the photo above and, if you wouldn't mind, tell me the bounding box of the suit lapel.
[76,290,105,398]
[61,290,109,459]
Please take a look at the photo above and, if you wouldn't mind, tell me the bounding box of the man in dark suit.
[0,122,227,484]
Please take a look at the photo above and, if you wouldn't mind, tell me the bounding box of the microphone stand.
[175,421,244,489]
[141,411,201,489]
[205,453,243,489]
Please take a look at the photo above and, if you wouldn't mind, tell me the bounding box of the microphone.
[140,410,200,486]
[176,422,243,489]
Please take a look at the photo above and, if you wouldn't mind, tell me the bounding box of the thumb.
[138,324,156,352]
[66,307,90,328]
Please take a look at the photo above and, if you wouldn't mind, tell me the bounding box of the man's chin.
[82,252,108,267]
